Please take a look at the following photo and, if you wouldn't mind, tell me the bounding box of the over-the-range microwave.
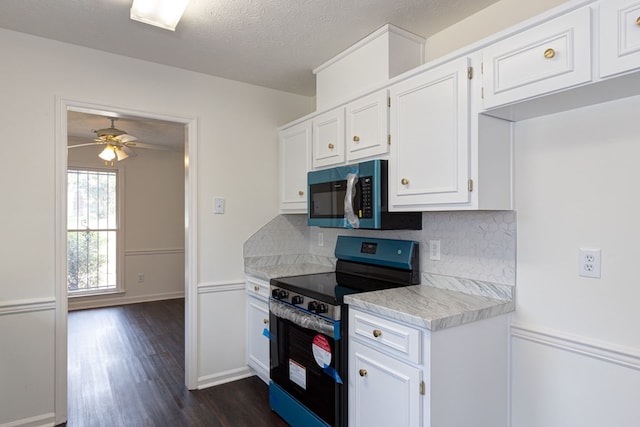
[307,159,422,230]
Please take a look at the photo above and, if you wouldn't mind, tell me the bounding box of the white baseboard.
[197,366,255,389]
[2,412,55,427]
[68,291,185,311]
[511,322,640,371]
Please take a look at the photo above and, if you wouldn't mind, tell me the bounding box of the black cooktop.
[270,272,361,305]
[270,236,420,306]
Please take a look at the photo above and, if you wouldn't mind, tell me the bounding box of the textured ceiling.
[0,0,501,97]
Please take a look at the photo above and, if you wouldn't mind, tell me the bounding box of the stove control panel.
[270,287,341,320]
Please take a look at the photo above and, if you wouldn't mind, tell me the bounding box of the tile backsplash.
[244,211,516,290]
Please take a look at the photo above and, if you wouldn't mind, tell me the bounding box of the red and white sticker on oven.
[312,334,332,367]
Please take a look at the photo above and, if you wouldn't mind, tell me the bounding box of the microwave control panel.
[360,176,373,218]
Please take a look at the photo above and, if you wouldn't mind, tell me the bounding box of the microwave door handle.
[344,173,360,228]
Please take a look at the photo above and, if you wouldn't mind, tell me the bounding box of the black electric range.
[268,236,420,427]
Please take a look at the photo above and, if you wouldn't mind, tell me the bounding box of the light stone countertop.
[245,262,334,282]
[345,285,514,331]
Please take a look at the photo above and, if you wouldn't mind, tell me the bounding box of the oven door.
[269,300,344,427]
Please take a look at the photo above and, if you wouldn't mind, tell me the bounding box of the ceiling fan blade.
[116,134,138,143]
[68,142,105,148]
[120,145,137,157]
[133,142,181,152]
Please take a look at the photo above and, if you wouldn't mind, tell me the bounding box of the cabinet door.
[279,121,311,213]
[388,56,471,210]
[247,294,269,384]
[599,0,640,78]
[312,108,345,168]
[346,90,389,162]
[482,7,591,109]
[349,341,422,427]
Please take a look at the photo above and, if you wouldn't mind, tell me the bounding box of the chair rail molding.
[511,322,640,371]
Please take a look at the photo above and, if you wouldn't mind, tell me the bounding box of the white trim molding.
[0,298,56,316]
[197,366,254,390]
[68,291,185,311]
[198,281,245,294]
[511,322,640,371]
[125,248,185,256]
[55,97,199,423]
[2,412,56,427]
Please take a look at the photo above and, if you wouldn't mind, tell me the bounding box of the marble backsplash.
[243,211,516,299]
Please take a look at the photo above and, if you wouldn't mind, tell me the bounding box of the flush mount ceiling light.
[130,0,190,31]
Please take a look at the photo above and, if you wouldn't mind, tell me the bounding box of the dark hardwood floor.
[66,299,288,427]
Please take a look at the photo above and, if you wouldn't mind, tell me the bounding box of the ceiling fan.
[69,117,138,165]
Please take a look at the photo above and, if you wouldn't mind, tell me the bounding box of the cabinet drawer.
[599,0,640,78]
[482,7,592,109]
[246,276,270,301]
[349,308,421,364]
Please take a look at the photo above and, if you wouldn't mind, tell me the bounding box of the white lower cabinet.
[246,276,270,384]
[349,307,509,427]
[350,340,423,427]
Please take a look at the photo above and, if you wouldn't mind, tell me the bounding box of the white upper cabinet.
[482,7,592,110]
[279,121,311,213]
[345,90,389,162]
[388,57,472,209]
[599,0,640,78]
[312,108,345,168]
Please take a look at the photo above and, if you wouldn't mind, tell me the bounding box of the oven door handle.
[270,299,340,339]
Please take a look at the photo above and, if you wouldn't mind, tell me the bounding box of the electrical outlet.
[429,240,441,261]
[318,231,324,247]
[137,273,145,283]
[578,248,601,279]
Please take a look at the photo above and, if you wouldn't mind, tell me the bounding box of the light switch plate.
[214,197,225,214]
[429,240,441,261]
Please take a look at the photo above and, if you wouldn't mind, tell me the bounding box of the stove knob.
[271,289,280,298]
[291,295,304,305]
[317,303,327,314]
[307,301,318,312]
[277,289,289,300]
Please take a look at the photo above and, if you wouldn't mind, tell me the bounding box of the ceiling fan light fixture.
[99,144,117,162]
[115,147,130,161]
[130,0,190,31]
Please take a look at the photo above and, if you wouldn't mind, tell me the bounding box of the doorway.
[54,99,199,425]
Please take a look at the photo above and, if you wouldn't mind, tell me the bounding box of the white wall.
[0,28,313,426]
[67,144,186,309]
[511,95,640,426]
[422,0,567,61]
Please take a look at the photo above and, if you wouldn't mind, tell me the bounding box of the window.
[67,167,121,294]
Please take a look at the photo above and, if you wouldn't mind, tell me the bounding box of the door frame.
[54,98,199,424]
